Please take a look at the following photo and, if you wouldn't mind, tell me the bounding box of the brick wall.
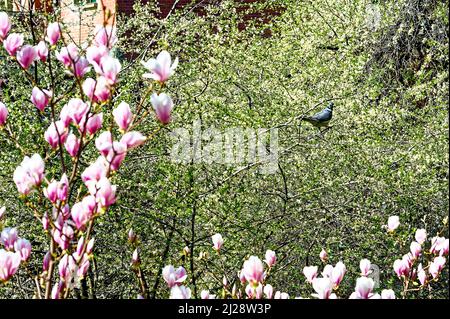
[59,0,281,44]
[60,0,117,44]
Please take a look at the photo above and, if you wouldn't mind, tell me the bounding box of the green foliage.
[1,0,448,298]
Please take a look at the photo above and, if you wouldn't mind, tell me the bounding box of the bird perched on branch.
[301,102,334,128]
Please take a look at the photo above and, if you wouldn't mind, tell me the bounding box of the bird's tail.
[301,117,317,124]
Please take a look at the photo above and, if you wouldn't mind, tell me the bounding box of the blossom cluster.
[157,216,447,299]
[0,9,179,298]
[0,208,31,282]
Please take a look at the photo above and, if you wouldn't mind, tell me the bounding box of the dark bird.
[302,102,334,128]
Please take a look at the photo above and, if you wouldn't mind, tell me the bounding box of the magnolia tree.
[0,6,175,298]
[133,215,446,299]
[0,5,448,299]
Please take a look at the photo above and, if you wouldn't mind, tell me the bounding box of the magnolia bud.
[128,229,136,243]
[131,248,140,266]
[43,251,51,272]
[86,238,95,255]
[320,249,328,262]
[42,213,49,230]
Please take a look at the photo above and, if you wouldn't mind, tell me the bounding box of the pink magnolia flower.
[74,236,85,261]
[73,57,91,78]
[93,76,111,102]
[82,77,97,102]
[429,256,446,279]
[58,254,74,282]
[414,229,427,245]
[86,113,103,135]
[94,25,117,49]
[113,102,132,131]
[44,180,59,203]
[254,283,263,299]
[53,203,70,222]
[322,264,334,278]
[82,76,111,103]
[95,131,113,156]
[303,266,318,283]
[35,41,48,61]
[95,177,117,207]
[56,44,79,68]
[54,214,64,230]
[245,284,255,299]
[264,250,276,268]
[71,196,96,230]
[14,238,31,262]
[151,93,173,124]
[353,277,375,299]
[142,50,178,83]
[31,87,52,112]
[170,285,191,299]
[99,56,121,85]
[201,290,216,299]
[120,131,146,149]
[64,133,80,157]
[0,249,21,282]
[410,241,422,259]
[46,22,61,46]
[393,258,410,278]
[17,45,37,69]
[319,248,328,262]
[417,263,427,285]
[381,289,395,299]
[441,239,449,256]
[162,265,188,288]
[403,253,414,267]
[52,206,70,223]
[43,251,51,272]
[242,256,264,286]
[51,281,64,299]
[13,154,45,195]
[431,236,448,256]
[387,216,400,232]
[51,174,68,202]
[105,141,127,171]
[360,259,371,276]
[0,12,11,40]
[45,120,68,148]
[52,223,74,250]
[331,261,346,287]
[3,33,23,56]
[274,291,290,299]
[77,254,90,279]
[238,270,246,284]
[67,98,89,125]
[86,45,108,72]
[264,284,274,299]
[1,227,18,250]
[81,156,108,184]
[212,233,223,252]
[311,277,334,299]
[0,102,8,126]
[59,103,72,127]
